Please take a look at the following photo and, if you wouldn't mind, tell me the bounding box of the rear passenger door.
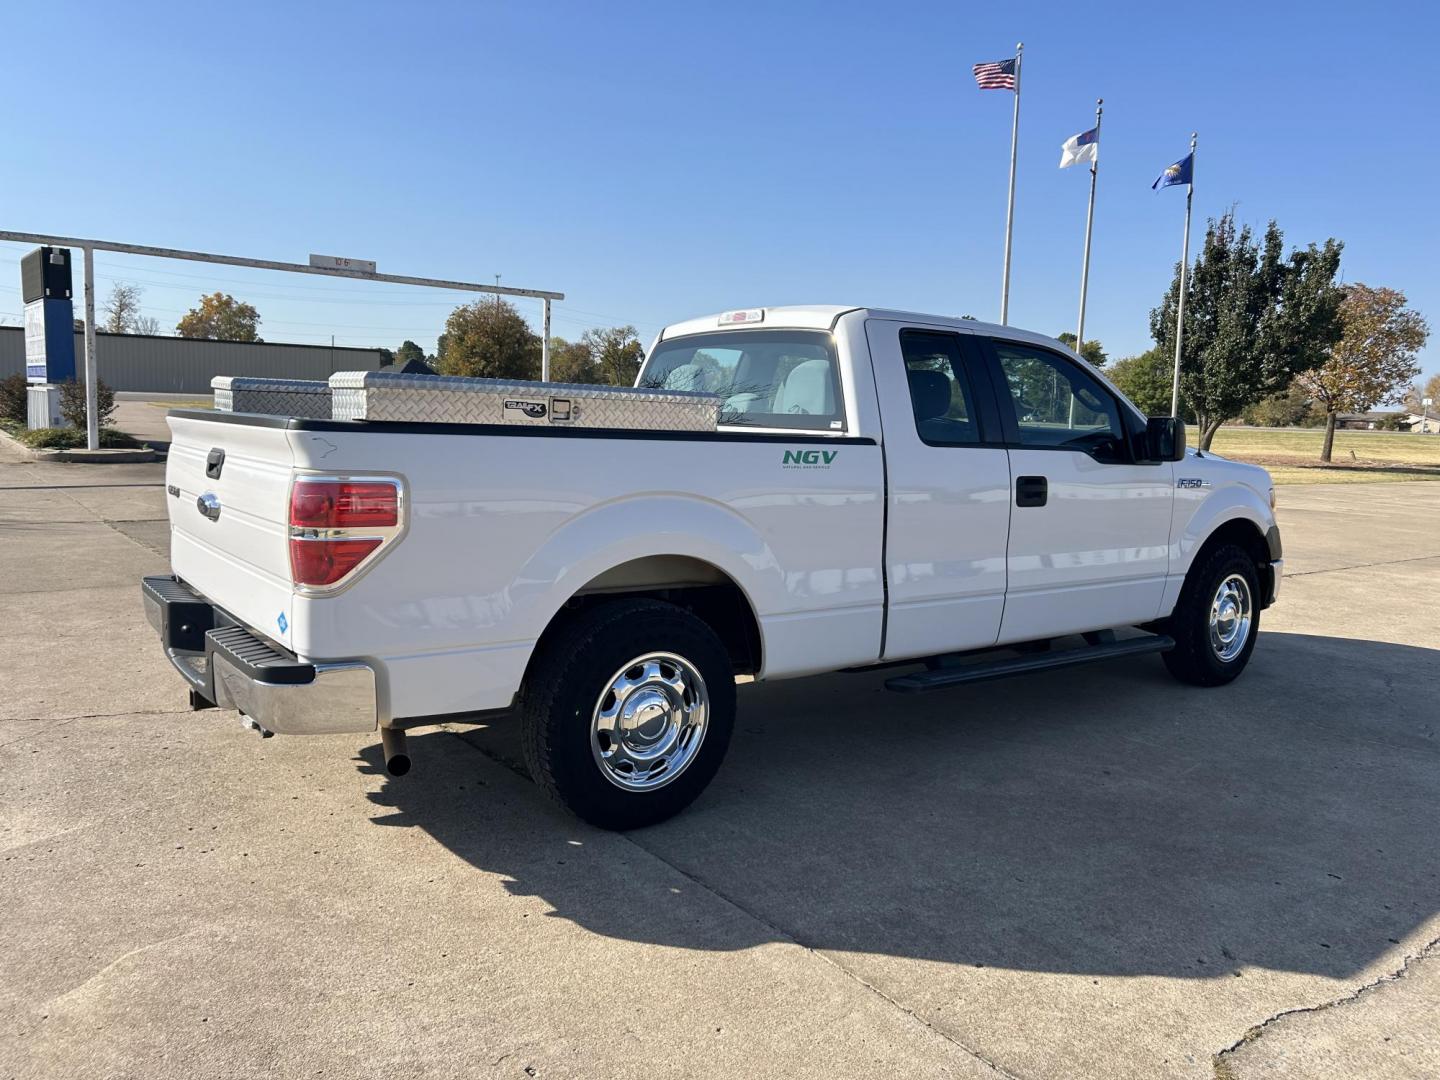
[982,337,1174,643]
[865,321,1013,659]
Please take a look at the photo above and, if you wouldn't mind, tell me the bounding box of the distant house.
[1404,412,1440,434]
[1335,412,1398,430]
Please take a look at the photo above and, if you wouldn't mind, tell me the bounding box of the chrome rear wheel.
[591,653,709,791]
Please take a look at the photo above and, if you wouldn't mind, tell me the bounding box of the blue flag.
[1153,153,1193,190]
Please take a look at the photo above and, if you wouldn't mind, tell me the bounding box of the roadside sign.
[1425,397,1434,407]
[308,253,377,274]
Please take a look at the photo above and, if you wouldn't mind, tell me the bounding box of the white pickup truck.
[143,306,1282,828]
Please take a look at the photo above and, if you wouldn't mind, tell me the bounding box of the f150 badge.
[1176,477,1206,489]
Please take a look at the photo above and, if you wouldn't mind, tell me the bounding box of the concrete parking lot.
[2,440,1437,1080]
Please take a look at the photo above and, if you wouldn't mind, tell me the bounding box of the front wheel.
[520,599,736,829]
[1162,543,1261,687]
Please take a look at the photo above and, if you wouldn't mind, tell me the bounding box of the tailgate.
[166,414,297,648]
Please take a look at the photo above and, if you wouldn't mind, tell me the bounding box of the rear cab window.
[638,330,845,432]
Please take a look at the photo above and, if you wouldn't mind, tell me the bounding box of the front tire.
[1162,543,1261,687]
[520,599,736,829]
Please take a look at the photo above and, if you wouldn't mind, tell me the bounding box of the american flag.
[973,58,1016,91]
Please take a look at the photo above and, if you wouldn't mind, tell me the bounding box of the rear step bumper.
[884,633,1175,694]
[141,575,377,735]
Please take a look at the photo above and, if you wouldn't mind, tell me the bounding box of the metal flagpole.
[1170,132,1197,419]
[999,42,1023,325]
[1075,99,1103,350]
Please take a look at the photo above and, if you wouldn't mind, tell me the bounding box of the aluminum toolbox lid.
[212,375,333,418]
[211,376,331,394]
[327,370,719,431]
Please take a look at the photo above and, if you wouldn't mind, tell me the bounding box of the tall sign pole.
[1170,132,1197,419]
[541,298,552,381]
[999,42,1023,325]
[1075,99,1103,351]
[82,246,99,450]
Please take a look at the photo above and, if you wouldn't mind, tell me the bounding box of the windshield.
[638,330,844,431]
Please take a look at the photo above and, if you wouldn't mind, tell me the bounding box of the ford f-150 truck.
[142,306,1282,828]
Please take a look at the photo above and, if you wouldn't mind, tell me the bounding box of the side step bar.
[884,633,1175,694]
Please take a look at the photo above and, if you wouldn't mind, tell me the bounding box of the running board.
[884,634,1175,694]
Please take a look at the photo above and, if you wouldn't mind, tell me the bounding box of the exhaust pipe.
[380,727,410,776]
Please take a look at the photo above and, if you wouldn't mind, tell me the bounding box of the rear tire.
[520,599,736,830]
[1162,543,1261,687]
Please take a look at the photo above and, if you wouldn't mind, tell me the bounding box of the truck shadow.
[359,630,1439,981]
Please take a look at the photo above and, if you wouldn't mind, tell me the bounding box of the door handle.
[1016,476,1047,507]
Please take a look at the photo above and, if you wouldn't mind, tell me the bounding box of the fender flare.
[508,494,776,648]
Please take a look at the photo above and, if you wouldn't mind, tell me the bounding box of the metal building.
[0,328,387,395]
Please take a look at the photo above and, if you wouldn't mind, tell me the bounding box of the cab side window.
[899,330,983,446]
[991,339,1126,461]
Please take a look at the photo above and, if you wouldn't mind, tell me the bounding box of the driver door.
[983,337,1174,644]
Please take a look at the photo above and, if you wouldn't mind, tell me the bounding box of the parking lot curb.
[0,427,157,463]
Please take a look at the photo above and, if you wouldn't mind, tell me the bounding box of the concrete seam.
[0,709,192,745]
[1212,934,1440,1078]
[1285,553,1440,578]
[40,483,168,558]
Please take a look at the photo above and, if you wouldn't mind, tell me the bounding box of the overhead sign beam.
[1,228,565,449]
[0,231,564,300]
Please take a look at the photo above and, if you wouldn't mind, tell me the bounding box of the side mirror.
[1145,416,1186,462]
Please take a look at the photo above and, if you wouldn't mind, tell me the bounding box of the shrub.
[15,426,139,450]
[59,378,116,430]
[0,373,27,424]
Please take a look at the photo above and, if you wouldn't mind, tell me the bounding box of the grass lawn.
[1194,426,1440,485]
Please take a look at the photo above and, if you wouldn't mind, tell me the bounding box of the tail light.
[288,477,403,590]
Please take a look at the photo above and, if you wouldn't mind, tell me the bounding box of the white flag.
[1060,127,1099,168]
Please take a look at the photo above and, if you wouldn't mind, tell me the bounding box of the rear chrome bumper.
[141,575,377,735]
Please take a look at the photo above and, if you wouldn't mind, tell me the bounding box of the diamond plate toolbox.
[212,376,332,418]
[327,371,719,431]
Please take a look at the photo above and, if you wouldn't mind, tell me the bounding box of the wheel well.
[536,556,763,676]
[1191,518,1274,604]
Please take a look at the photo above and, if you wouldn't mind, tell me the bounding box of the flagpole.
[999,42,1023,325]
[1075,98,1102,351]
[1169,131,1197,418]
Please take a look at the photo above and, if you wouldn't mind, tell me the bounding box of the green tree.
[1055,332,1107,367]
[1294,283,1429,461]
[582,325,645,386]
[1106,347,1174,417]
[547,337,602,384]
[177,292,262,342]
[1241,381,1319,428]
[1150,212,1344,450]
[394,340,426,367]
[438,298,540,380]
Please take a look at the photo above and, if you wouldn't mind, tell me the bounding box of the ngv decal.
[782,449,838,469]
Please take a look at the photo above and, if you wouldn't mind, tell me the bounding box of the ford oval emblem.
[197,492,222,521]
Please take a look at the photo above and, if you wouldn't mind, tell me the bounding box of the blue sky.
[3,0,1437,385]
